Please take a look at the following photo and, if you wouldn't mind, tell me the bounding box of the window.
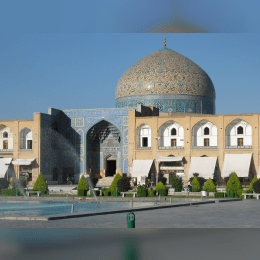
[27,140,32,149]
[204,138,210,147]
[3,132,8,138]
[171,139,177,146]
[142,137,148,147]
[237,126,243,135]
[171,128,177,135]
[238,138,243,146]
[108,139,113,147]
[3,140,8,149]
[204,127,209,135]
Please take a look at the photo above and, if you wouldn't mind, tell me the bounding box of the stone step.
[96,177,114,188]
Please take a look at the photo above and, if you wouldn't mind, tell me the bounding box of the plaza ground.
[0,199,259,228]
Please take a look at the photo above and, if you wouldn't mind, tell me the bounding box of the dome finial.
[163,33,166,47]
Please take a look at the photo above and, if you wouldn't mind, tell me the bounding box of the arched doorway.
[87,120,121,178]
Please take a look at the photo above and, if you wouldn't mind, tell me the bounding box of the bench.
[242,193,260,199]
[121,191,137,198]
[26,191,42,197]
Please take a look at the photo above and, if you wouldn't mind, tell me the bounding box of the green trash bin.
[126,212,135,228]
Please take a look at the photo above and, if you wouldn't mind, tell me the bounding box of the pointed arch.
[226,118,252,147]
[192,119,217,147]
[0,125,13,150]
[20,127,32,149]
[159,120,184,148]
[137,123,151,148]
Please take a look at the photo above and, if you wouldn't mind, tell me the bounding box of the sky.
[0,1,259,120]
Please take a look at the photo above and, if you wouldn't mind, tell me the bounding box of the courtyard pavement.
[0,199,259,228]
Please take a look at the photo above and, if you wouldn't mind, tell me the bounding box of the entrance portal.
[106,160,116,177]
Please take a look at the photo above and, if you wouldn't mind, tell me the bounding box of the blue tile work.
[116,94,215,114]
[76,158,84,174]
[123,128,128,144]
[123,145,128,155]
[75,118,84,127]
[63,108,129,174]
[123,158,128,174]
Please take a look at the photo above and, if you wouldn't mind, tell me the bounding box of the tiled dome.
[115,47,215,100]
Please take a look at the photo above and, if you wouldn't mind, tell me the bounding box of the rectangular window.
[3,140,8,149]
[27,140,32,149]
[108,139,113,147]
[171,139,177,146]
[142,137,148,147]
[204,138,210,147]
[238,138,243,146]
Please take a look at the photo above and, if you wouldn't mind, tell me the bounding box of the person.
[71,176,74,184]
[67,176,70,185]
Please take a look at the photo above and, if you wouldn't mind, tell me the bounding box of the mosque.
[0,37,259,187]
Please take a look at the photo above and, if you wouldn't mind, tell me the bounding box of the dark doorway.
[62,167,74,184]
[107,160,116,177]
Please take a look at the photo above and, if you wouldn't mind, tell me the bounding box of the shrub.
[33,173,47,193]
[253,179,260,193]
[249,176,258,192]
[137,185,147,197]
[77,176,89,196]
[77,176,89,190]
[109,173,122,196]
[155,181,167,196]
[101,188,110,196]
[170,175,183,192]
[1,188,16,196]
[191,177,201,192]
[148,189,155,197]
[202,179,216,192]
[214,192,224,198]
[189,174,206,189]
[78,189,87,196]
[117,177,130,193]
[126,194,134,197]
[226,172,242,198]
[0,178,9,191]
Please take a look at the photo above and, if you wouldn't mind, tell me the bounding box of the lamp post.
[155,136,160,186]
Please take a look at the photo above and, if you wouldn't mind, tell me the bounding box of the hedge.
[109,173,122,196]
[155,181,167,196]
[1,188,16,196]
[214,192,224,198]
[78,189,87,196]
[77,176,89,190]
[101,188,110,196]
[191,177,201,192]
[170,175,183,192]
[137,185,147,197]
[148,190,155,197]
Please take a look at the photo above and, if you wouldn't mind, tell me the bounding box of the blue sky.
[0,33,259,120]
[0,1,259,120]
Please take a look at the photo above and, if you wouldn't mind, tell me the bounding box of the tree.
[249,176,258,192]
[155,181,167,196]
[109,173,122,196]
[170,174,183,192]
[226,172,242,198]
[191,176,201,192]
[33,173,47,192]
[77,175,89,190]
[117,177,130,192]
[202,178,216,192]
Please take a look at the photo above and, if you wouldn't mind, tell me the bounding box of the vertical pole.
[170,197,172,204]
[131,199,133,208]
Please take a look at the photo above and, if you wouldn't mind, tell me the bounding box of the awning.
[188,157,217,179]
[221,154,252,178]
[130,160,153,177]
[12,159,35,165]
[157,156,183,162]
[0,158,12,178]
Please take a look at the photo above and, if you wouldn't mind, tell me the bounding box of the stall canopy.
[130,160,153,177]
[0,158,12,178]
[188,157,217,179]
[157,156,183,162]
[221,154,252,178]
[12,159,35,165]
